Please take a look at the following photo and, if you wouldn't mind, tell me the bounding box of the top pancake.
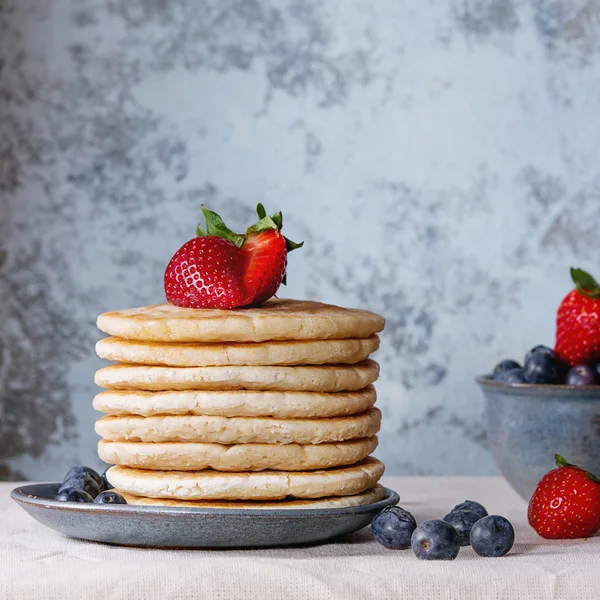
[96,299,385,343]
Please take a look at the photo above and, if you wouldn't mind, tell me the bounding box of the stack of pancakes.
[93,299,386,508]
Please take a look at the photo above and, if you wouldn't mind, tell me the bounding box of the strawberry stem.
[555,454,600,484]
[571,267,600,299]
[246,216,279,236]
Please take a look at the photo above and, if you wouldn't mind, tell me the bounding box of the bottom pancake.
[98,437,378,471]
[107,457,384,500]
[118,484,387,509]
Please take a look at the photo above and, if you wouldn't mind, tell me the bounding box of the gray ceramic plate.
[11,483,399,548]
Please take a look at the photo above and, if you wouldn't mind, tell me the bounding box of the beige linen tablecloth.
[2,476,600,600]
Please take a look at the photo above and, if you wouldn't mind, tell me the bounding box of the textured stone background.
[1,0,600,480]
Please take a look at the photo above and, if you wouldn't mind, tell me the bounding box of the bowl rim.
[476,374,600,396]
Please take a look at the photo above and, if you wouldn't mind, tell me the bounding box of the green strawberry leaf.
[200,206,245,247]
[285,237,304,253]
[272,211,283,229]
[282,272,287,286]
[555,454,572,468]
[256,203,267,220]
[555,454,600,483]
[196,225,207,237]
[571,267,600,299]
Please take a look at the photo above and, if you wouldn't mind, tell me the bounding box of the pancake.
[106,457,384,500]
[95,335,379,367]
[95,408,381,445]
[96,299,385,343]
[94,360,380,392]
[93,386,377,418]
[98,437,378,471]
[118,484,387,508]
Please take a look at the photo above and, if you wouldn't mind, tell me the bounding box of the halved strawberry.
[163,204,302,309]
[241,204,303,305]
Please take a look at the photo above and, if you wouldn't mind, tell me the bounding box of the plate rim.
[11,482,399,518]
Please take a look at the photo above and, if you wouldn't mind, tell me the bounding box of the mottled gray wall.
[1,0,600,480]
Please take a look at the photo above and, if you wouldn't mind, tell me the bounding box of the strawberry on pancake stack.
[93,205,386,508]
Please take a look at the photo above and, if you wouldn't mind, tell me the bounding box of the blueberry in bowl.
[492,360,522,379]
[565,365,597,386]
[522,346,567,385]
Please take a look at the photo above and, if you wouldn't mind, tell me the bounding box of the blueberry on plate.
[371,506,417,549]
[55,488,94,503]
[523,346,567,384]
[59,474,100,499]
[451,500,488,520]
[63,466,103,486]
[442,510,481,546]
[94,491,127,505]
[411,520,460,560]
[101,467,113,492]
[494,368,527,384]
[566,365,597,386]
[470,515,514,557]
[492,360,522,379]
[61,466,103,493]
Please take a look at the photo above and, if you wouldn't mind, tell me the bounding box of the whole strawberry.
[555,268,600,367]
[528,454,600,539]
[164,204,302,309]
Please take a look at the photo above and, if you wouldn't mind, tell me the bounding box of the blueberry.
[94,491,127,505]
[524,345,552,364]
[523,347,567,384]
[100,467,113,491]
[451,500,488,520]
[470,515,514,557]
[59,475,100,499]
[59,466,102,499]
[492,360,522,379]
[63,466,103,486]
[566,365,597,386]
[371,506,417,549]
[411,520,460,560]
[55,488,94,503]
[494,368,527,383]
[442,510,481,546]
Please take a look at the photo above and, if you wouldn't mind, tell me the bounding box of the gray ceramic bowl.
[476,376,600,501]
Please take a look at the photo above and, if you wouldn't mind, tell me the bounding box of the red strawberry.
[241,229,287,305]
[528,454,600,539]
[164,204,302,309]
[164,236,248,309]
[555,268,600,367]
